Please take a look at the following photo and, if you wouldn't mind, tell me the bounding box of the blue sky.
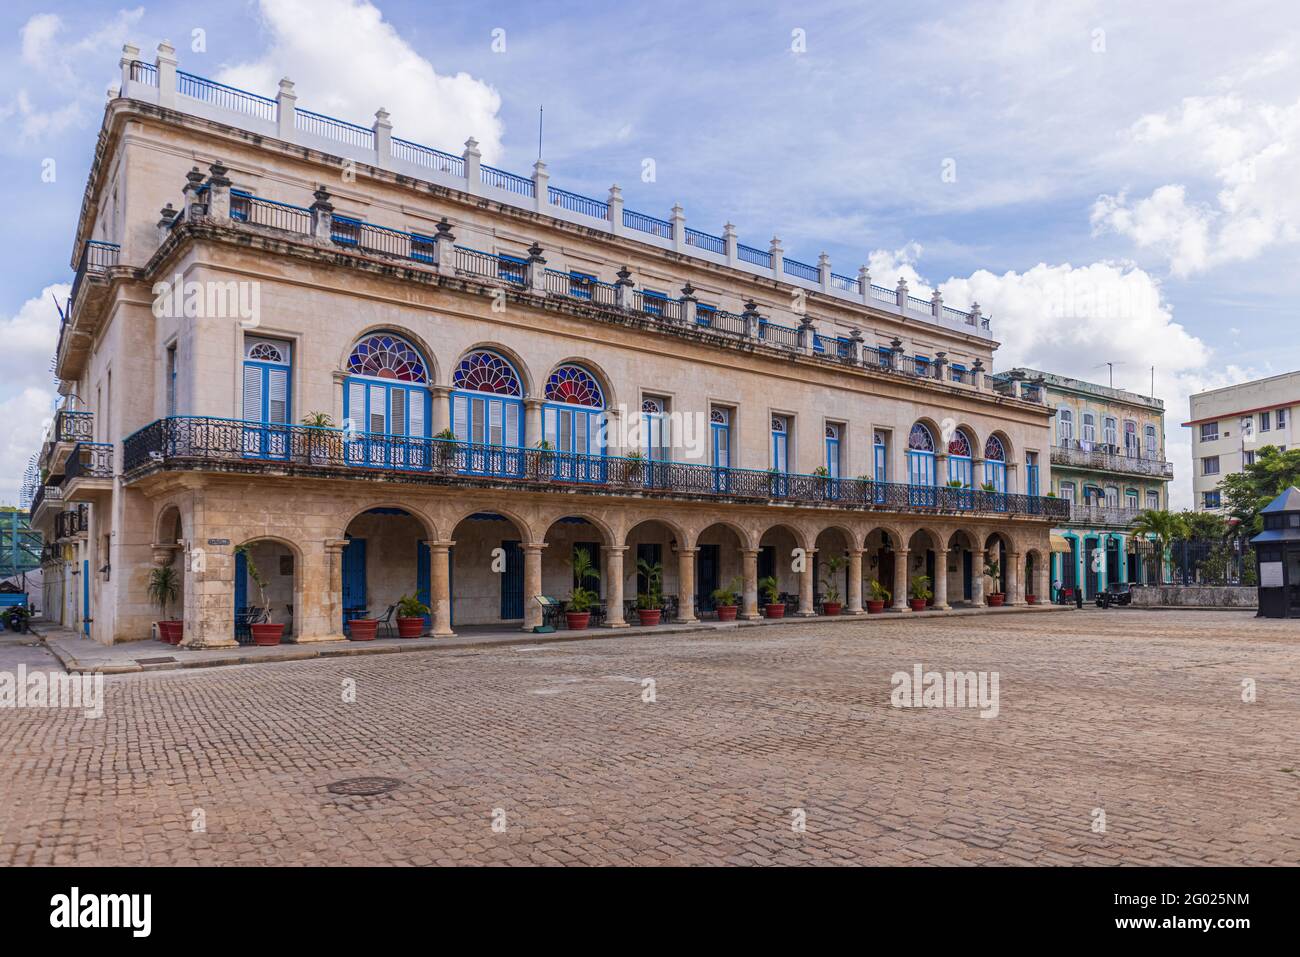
[2,0,1299,506]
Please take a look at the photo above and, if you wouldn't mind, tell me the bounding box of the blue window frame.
[498,254,527,284]
[873,431,888,503]
[543,364,606,483]
[641,396,670,487]
[696,303,716,327]
[907,423,936,506]
[710,407,731,492]
[452,350,525,476]
[824,424,841,478]
[343,333,431,470]
[914,355,930,376]
[771,415,790,496]
[983,434,1007,496]
[569,271,596,300]
[946,428,974,508]
[641,289,667,317]
[241,337,292,459]
[1026,451,1040,497]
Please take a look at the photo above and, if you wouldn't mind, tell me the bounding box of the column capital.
[522,541,548,553]
[422,539,456,551]
[741,546,762,556]
[324,538,351,553]
[603,544,629,554]
[523,396,545,409]
[847,546,867,556]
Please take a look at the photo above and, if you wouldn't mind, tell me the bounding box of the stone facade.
[33,44,1063,647]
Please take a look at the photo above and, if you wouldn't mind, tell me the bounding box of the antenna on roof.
[1093,360,1125,388]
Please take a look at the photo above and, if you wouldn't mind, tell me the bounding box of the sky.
[1,0,1298,508]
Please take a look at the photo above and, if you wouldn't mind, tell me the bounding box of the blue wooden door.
[962,550,973,601]
[82,559,90,636]
[500,540,523,619]
[697,544,719,611]
[417,541,431,627]
[342,538,367,624]
[235,550,247,610]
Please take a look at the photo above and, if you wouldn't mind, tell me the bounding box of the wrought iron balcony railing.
[68,240,119,316]
[64,442,114,481]
[54,410,94,444]
[1069,504,1145,528]
[30,483,63,517]
[55,505,89,540]
[122,416,1070,520]
[1050,442,1174,478]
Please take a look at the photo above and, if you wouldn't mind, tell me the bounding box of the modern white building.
[1186,372,1299,512]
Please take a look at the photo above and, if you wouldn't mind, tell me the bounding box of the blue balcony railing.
[122,416,1070,520]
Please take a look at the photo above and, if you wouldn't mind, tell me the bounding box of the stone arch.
[445,503,535,545]
[906,525,945,552]
[154,502,187,547]
[339,501,439,541]
[338,325,439,385]
[624,513,690,548]
[863,523,906,551]
[542,356,619,412]
[538,509,615,546]
[233,534,304,641]
[690,517,755,551]
[453,341,534,398]
[985,429,1014,464]
[757,519,812,551]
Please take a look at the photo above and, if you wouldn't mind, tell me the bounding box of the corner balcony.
[1050,442,1174,479]
[61,442,115,503]
[55,240,120,377]
[121,416,1069,522]
[42,410,95,474]
[29,483,64,528]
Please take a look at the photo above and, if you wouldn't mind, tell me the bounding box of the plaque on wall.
[1259,562,1284,588]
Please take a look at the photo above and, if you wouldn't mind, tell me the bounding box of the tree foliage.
[1221,445,1300,533]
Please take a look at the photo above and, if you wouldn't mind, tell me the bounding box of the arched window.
[907,423,937,503]
[242,336,292,459]
[710,408,731,481]
[344,333,431,469]
[824,423,841,478]
[1058,408,1074,444]
[983,434,1007,494]
[642,396,669,463]
[542,364,605,481]
[771,416,790,473]
[452,350,524,475]
[947,428,973,491]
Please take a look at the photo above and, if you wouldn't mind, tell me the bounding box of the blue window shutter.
[242,364,262,420]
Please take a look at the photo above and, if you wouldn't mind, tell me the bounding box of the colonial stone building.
[29,43,1065,647]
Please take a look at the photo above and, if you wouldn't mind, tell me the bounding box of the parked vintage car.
[1095,582,1134,607]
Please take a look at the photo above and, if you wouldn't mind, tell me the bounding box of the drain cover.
[136,656,177,665]
[326,776,403,796]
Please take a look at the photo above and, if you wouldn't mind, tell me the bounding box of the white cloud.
[1092,92,1300,274]
[0,285,66,504]
[218,0,505,163]
[883,251,1225,508]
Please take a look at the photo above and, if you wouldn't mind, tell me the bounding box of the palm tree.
[1130,509,1186,584]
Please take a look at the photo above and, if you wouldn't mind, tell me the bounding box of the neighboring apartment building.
[1186,372,1299,512]
[28,43,1064,647]
[1004,369,1173,599]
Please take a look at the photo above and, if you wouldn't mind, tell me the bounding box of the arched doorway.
[984,531,1011,603]
[906,528,941,608]
[758,523,804,614]
[450,511,529,627]
[626,519,687,621]
[340,508,431,635]
[233,537,300,643]
[695,522,746,618]
[864,527,899,609]
[948,529,980,605]
[813,526,852,613]
[542,516,613,626]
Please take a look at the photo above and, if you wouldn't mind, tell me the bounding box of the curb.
[34,603,1066,676]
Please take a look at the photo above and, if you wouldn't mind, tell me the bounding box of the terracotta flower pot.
[396,616,425,638]
[348,618,379,641]
[250,622,285,646]
[908,598,928,612]
[1025,595,1037,605]
[988,593,1005,607]
[157,620,184,644]
[866,600,886,614]
[715,605,738,622]
[565,611,591,630]
[823,602,842,616]
[636,608,662,626]
[764,603,785,619]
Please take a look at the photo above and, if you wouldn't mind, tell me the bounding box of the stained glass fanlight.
[948,429,972,456]
[545,365,604,407]
[909,423,934,451]
[710,408,728,425]
[347,334,427,382]
[454,350,522,396]
[984,434,1006,461]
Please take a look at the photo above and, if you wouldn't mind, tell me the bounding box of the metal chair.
[374,603,397,639]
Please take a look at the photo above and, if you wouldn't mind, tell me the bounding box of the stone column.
[603,545,628,627]
[181,539,238,649]
[892,547,910,611]
[427,540,455,636]
[608,185,624,236]
[522,542,546,631]
[155,40,177,110]
[1007,550,1023,605]
[431,385,452,437]
[932,548,950,610]
[741,547,760,620]
[323,539,349,639]
[276,77,296,140]
[971,549,985,606]
[524,397,543,448]
[675,546,698,622]
[846,548,864,614]
[797,547,818,616]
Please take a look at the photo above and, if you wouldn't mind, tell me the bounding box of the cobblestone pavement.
[1,609,1295,866]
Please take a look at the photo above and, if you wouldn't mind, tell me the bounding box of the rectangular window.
[1244,450,1255,466]
[1277,408,1287,428]
[641,289,666,317]
[1146,490,1159,509]
[695,303,716,326]
[165,344,177,416]
[1060,482,1075,502]
[1200,422,1219,442]
[1260,411,1271,431]
[913,355,930,376]
[1202,455,1220,475]
[569,271,596,300]
[1203,490,1221,509]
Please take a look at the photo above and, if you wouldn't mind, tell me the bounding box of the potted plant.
[433,427,458,468]
[984,558,1004,606]
[147,563,183,644]
[908,574,932,612]
[1025,592,1038,605]
[635,557,664,625]
[867,579,891,613]
[759,575,784,618]
[624,449,645,484]
[395,593,429,638]
[566,547,600,630]
[236,544,285,645]
[711,576,741,621]
[820,556,845,615]
[301,411,336,466]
